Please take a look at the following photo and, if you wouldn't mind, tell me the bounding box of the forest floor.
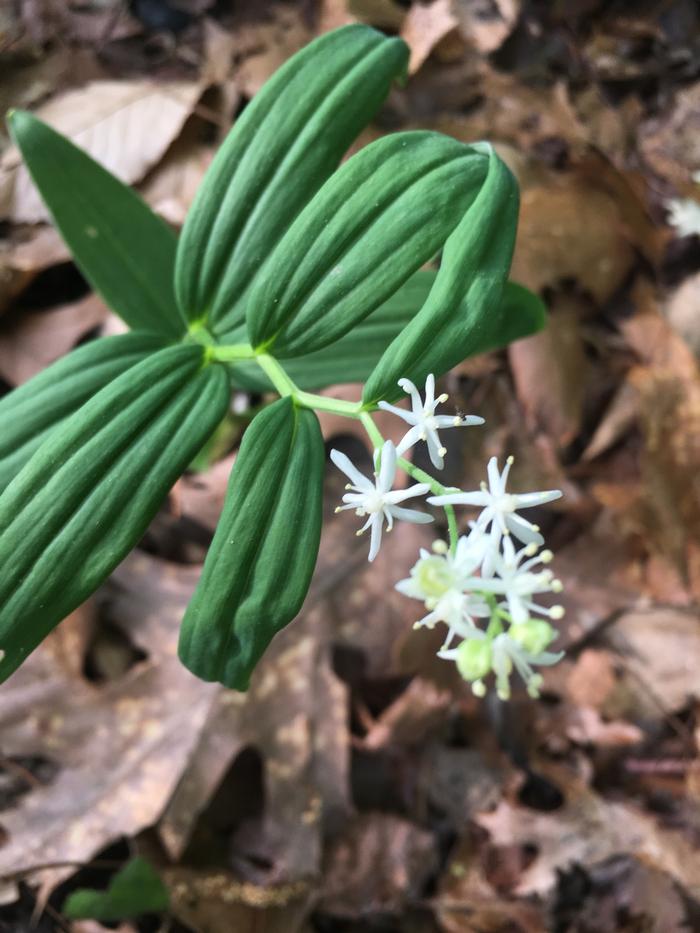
[1,0,700,931]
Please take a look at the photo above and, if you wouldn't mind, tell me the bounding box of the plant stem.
[209,345,461,554]
[209,343,257,361]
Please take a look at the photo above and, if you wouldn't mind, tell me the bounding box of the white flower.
[428,456,562,571]
[666,197,700,238]
[331,440,433,562]
[396,530,491,646]
[378,374,484,469]
[439,628,563,699]
[477,536,565,624]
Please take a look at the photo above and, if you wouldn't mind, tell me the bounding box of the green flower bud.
[509,619,556,655]
[456,638,492,682]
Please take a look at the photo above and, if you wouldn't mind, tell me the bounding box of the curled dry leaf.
[230,5,312,97]
[401,0,459,75]
[1,79,203,224]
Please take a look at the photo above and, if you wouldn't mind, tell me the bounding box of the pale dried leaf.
[0,554,217,888]
[605,606,700,715]
[453,0,519,53]
[476,772,700,897]
[2,80,203,223]
[401,0,459,75]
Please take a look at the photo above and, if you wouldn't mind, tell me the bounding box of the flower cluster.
[331,376,565,700]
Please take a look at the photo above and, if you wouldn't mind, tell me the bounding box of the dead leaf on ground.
[401,0,459,75]
[0,555,218,889]
[0,292,108,385]
[1,79,203,224]
[154,487,361,872]
[436,835,545,933]
[640,81,700,188]
[454,0,519,53]
[317,813,437,918]
[230,5,312,98]
[508,293,590,447]
[604,606,700,717]
[509,158,658,305]
[665,270,700,357]
[582,380,640,461]
[476,769,700,898]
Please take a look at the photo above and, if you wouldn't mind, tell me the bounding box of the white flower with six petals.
[428,455,562,573]
[330,440,433,562]
[378,375,484,469]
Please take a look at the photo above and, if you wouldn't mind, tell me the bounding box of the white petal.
[425,429,444,470]
[487,456,501,492]
[387,505,434,524]
[367,515,383,561]
[330,449,373,491]
[395,424,424,456]
[385,482,430,504]
[424,373,435,408]
[428,491,490,507]
[377,401,418,425]
[377,440,397,493]
[513,490,563,508]
[505,512,544,546]
[398,378,422,413]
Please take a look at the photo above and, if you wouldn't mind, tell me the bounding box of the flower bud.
[456,638,492,682]
[509,619,556,655]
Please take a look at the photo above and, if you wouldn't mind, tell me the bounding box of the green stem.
[209,343,257,362]
[207,345,461,553]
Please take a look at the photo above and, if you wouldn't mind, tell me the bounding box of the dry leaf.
[0,554,217,888]
[231,6,312,98]
[510,161,656,305]
[318,814,437,917]
[665,271,700,357]
[453,0,519,53]
[640,81,700,188]
[508,294,589,447]
[1,80,203,224]
[605,606,700,715]
[0,292,108,385]
[401,0,459,75]
[476,771,700,898]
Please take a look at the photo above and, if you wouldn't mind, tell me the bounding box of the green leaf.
[0,345,229,683]
[479,280,547,350]
[175,24,409,336]
[363,146,519,404]
[0,333,166,493]
[247,132,488,355]
[8,110,185,340]
[178,397,324,690]
[63,858,169,922]
[229,275,545,393]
